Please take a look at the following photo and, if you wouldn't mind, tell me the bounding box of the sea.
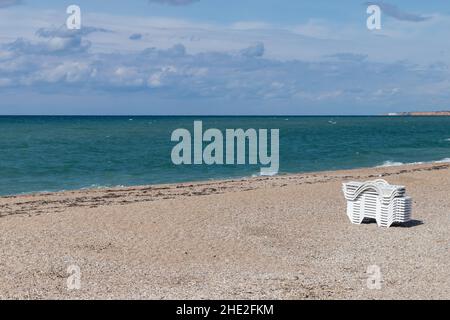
[1,116,450,196]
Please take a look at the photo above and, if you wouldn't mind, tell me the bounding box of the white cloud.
[1,7,450,113]
[3,7,449,64]
[365,2,430,22]
[24,61,94,84]
[7,36,91,54]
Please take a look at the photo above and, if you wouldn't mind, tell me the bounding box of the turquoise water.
[1,116,450,196]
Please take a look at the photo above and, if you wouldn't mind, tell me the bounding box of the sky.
[1,0,450,115]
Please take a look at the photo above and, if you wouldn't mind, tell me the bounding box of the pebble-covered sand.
[0,163,449,299]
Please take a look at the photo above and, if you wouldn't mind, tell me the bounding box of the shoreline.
[2,159,450,199]
[1,162,449,210]
[0,161,449,299]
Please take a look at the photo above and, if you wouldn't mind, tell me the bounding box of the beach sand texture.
[0,163,449,299]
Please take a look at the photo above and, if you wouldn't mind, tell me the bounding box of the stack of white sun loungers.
[342,179,412,228]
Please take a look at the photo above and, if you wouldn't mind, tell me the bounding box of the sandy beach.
[0,163,449,300]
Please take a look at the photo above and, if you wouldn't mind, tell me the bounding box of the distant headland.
[386,111,450,116]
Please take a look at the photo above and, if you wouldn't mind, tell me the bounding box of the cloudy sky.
[0,0,450,115]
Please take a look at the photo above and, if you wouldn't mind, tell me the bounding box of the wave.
[435,158,450,163]
[252,171,279,177]
[80,184,126,191]
[376,161,406,167]
[377,158,450,167]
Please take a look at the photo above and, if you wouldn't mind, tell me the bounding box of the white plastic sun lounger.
[342,179,412,228]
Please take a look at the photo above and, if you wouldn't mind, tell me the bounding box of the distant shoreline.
[387,111,450,116]
[1,114,448,117]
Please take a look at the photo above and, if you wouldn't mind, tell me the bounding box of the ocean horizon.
[1,115,450,196]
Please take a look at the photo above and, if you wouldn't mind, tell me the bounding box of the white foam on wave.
[80,184,127,191]
[435,158,450,163]
[261,171,278,176]
[377,158,450,167]
[376,161,405,167]
[252,170,279,177]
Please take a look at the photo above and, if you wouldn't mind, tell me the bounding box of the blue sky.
[1,0,450,114]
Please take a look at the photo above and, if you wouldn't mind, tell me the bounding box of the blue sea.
[1,116,450,196]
